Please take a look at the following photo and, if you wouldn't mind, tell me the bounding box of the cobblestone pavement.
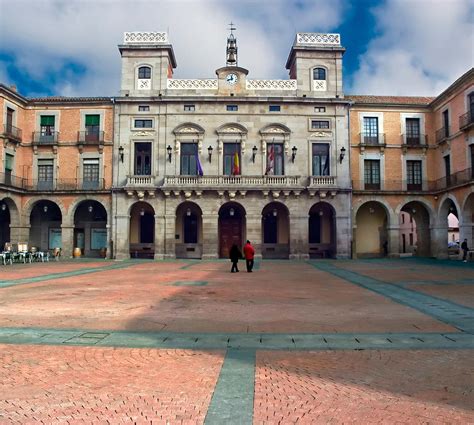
[0,258,472,423]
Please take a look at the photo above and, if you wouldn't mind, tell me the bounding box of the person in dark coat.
[229,243,242,272]
[461,238,469,262]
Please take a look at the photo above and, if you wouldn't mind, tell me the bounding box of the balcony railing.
[32,131,59,144]
[24,178,105,191]
[77,130,105,144]
[435,126,450,143]
[432,167,473,190]
[163,175,301,187]
[459,111,474,131]
[2,124,22,141]
[401,134,427,146]
[0,171,27,189]
[308,176,336,186]
[126,175,155,186]
[359,133,385,145]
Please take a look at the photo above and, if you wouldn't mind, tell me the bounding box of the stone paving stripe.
[308,261,474,333]
[204,349,255,425]
[0,261,138,288]
[0,327,472,350]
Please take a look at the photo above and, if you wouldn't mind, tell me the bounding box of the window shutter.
[5,154,13,170]
[85,115,100,126]
[40,115,55,126]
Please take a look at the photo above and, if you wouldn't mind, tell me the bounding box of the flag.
[232,151,240,175]
[195,152,203,176]
[265,144,274,175]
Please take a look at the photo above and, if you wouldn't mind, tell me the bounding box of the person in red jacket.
[243,240,255,272]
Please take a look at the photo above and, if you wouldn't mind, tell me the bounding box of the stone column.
[9,225,30,245]
[289,215,309,260]
[245,213,262,259]
[202,213,218,259]
[154,215,165,259]
[431,224,448,259]
[335,215,351,259]
[459,222,473,247]
[106,224,112,259]
[163,214,176,259]
[387,225,400,258]
[61,225,74,259]
[114,214,130,260]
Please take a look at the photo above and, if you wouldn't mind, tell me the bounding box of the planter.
[73,247,81,258]
[99,247,107,258]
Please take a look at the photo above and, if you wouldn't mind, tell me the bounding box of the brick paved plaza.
[0,258,473,423]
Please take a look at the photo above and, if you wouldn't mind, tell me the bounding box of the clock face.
[226,73,238,85]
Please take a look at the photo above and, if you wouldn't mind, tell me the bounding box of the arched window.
[138,66,151,79]
[313,67,326,81]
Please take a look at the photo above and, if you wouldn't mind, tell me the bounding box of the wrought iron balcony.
[2,124,22,141]
[352,180,431,192]
[359,133,385,145]
[32,131,59,144]
[77,130,105,144]
[432,168,473,190]
[0,171,27,189]
[25,178,105,191]
[459,111,474,131]
[401,133,428,146]
[435,126,450,143]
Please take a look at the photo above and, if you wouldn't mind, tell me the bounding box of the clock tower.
[216,24,248,95]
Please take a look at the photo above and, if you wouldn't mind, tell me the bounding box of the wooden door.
[219,218,242,258]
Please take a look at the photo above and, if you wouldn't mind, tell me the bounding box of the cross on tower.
[228,22,236,35]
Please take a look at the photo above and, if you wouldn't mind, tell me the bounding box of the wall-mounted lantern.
[252,145,258,163]
[208,145,213,163]
[167,145,173,162]
[339,146,346,163]
[229,207,235,217]
[291,146,297,163]
[118,145,124,163]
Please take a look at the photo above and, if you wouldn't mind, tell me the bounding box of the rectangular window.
[138,105,150,111]
[444,155,451,186]
[314,106,326,113]
[406,118,421,145]
[85,114,100,141]
[269,105,281,112]
[407,160,422,190]
[180,143,199,175]
[363,117,379,144]
[311,120,330,129]
[364,159,380,190]
[4,153,13,186]
[266,143,284,176]
[442,110,450,137]
[471,145,474,179]
[226,105,238,112]
[184,104,196,112]
[312,144,330,176]
[37,158,54,190]
[6,107,14,129]
[223,143,241,175]
[83,158,100,189]
[134,119,153,128]
[134,142,152,175]
[40,115,55,142]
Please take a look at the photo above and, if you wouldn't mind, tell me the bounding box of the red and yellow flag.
[233,151,240,175]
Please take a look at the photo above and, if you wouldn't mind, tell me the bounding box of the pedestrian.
[229,243,242,272]
[461,238,469,262]
[243,240,255,272]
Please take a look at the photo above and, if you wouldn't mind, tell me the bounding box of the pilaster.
[202,213,218,259]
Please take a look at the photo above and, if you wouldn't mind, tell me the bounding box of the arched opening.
[309,202,336,258]
[73,200,107,258]
[218,202,246,258]
[400,201,431,257]
[461,193,474,250]
[261,202,289,259]
[0,199,11,249]
[439,198,459,258]
[129,202,155,259]
[29,200,62,252]
[175,202,203,259]
[355,201,388,258]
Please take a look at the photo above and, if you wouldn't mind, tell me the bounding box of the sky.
[0,0,472,98]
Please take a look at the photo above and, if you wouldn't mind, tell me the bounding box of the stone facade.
[0,31,472,260]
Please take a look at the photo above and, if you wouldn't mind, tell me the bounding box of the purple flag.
[195,152,204,176]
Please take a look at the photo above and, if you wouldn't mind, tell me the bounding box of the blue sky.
[0,0,472,97]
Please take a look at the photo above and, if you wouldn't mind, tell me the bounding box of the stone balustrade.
[163,175,301,187]
[309,176,336,186]
[126,176,155,187]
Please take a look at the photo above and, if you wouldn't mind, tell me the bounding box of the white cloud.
[0,0,346,96]
[350,0,474,96]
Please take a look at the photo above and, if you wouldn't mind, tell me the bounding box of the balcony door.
[37,159,54,190]
[134,142,151,175]
[363,117,379,145]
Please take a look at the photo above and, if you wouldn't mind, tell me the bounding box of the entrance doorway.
[129,202,155,258]
[218,202,246,258]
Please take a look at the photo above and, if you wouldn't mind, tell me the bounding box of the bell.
[227,51,237,64]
